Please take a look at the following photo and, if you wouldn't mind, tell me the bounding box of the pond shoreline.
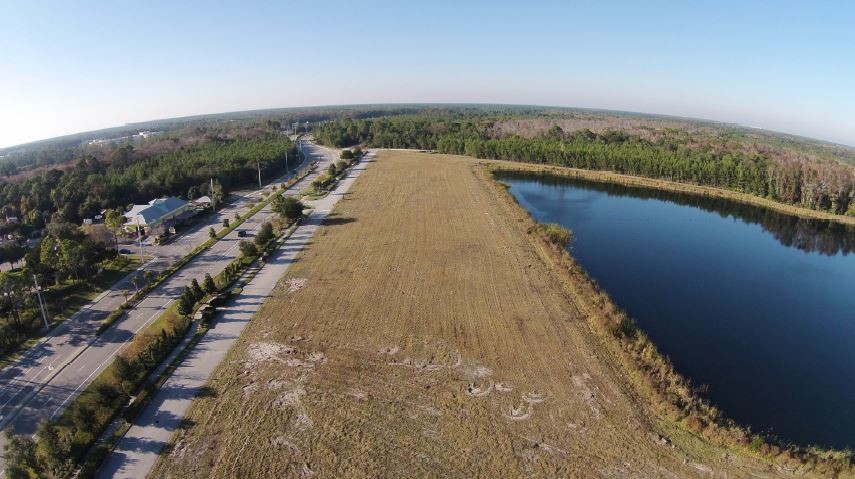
[480,161,855,477]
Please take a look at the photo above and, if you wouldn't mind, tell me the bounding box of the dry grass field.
[151,151,809,478]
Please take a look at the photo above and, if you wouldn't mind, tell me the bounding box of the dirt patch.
[284,277,308,293]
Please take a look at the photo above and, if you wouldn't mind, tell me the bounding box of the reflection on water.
[505,172,855,256]
[499,171,855,450]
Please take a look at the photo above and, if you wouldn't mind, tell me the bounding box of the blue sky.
[1,0,854,148]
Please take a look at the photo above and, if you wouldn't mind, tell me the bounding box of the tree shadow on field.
[321,216,356,226]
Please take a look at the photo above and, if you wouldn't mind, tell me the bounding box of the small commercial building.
[192,196,213,210]
[123,196,192,235]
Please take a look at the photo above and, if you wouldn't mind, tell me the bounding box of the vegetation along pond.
[499,172,855,450]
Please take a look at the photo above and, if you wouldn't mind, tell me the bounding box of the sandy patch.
[284,277,308,293]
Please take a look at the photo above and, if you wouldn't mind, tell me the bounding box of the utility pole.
[257,162,262,188]
[32,274,49,331]
[285,151,289,174]
[210,177,216,211]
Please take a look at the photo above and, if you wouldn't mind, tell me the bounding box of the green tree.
[4,430,37,479]
[222,218,230,228]
[210,179,224,211]
[238,240,258,257]
[208,227,216,239]
[255,222,274,246]
[340,149,354,160]
[272,196,305,223]
[113,355,137,391]
[104,209,125,251]
[39,236,62,285]
[203,273,216,294]
[190,278,204,301]
[177,286,195,316]
[1,273,30,334]
[0,243,26,269]
[35,420,73,479]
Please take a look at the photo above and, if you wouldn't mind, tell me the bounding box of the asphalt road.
[0,142,331,471]
[97,148,373,478]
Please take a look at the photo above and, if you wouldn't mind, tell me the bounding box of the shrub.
[310,174,333,193]
[534,223,573,247]
[222,218,230,228]
[272,196,305,223]
[336,160,348,172]
[340,149,354,160]
[239,240,258,258]
[255,222,274,246]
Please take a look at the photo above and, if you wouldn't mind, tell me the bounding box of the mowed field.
[151,151,797,478]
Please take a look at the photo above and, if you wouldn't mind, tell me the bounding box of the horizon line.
[1,102,853,152]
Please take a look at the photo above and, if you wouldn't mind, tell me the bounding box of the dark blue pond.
[499,172,855,450]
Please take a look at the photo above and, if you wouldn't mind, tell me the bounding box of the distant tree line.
[0,136,296,228]
[314,118,855,216]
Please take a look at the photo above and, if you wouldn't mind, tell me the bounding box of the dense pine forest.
[0,131,295,228]
[315,116,855,216]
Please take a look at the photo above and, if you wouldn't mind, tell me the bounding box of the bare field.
[151,151,801,478]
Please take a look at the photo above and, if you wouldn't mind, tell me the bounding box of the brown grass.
[151,151,834,478]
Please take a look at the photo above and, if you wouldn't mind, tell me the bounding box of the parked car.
[237,230,247,237]
[119,248,132,254]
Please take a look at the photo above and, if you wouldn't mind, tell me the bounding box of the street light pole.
[135,217,145,260]
[32,274,49,331]
[257,161,262,188]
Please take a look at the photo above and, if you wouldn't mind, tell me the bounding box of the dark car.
[237,230,247,237]
[119,248,132,254]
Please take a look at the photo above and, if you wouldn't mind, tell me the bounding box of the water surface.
[500,173,855,449]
